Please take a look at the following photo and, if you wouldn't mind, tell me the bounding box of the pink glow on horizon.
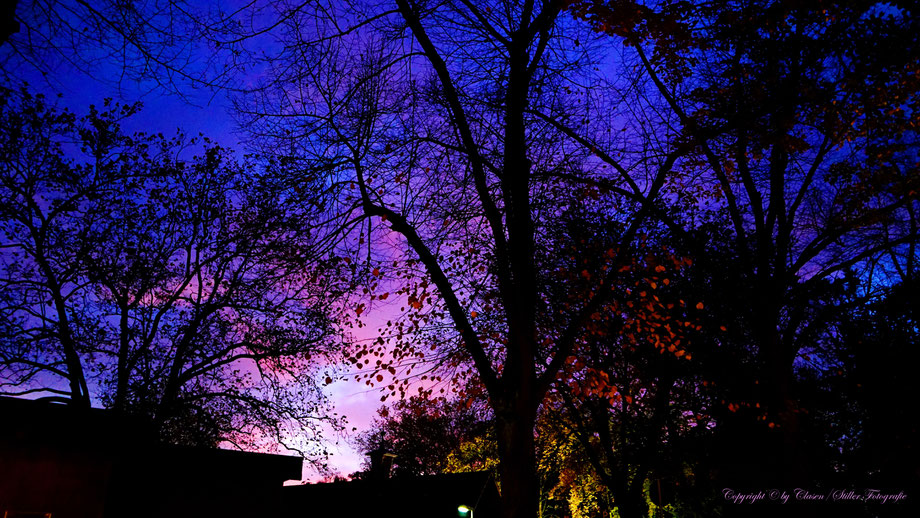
[19,72,426,479]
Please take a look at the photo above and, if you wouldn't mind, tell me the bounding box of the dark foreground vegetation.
[1,1,918,517]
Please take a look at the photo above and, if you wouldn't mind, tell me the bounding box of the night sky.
[8,56,382,481]
[2,2,918,511]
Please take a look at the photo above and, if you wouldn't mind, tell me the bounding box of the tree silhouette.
[0,88,345,458]
[570,0,920,489]
[231,1,699,515]
[3,0,917,514]
[0,0,234,95]
[354,396,489,477]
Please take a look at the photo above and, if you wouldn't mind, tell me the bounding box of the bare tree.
[230,2,690,516]
[567,0,920,490]
[0,88,346,459]
[0,0,253,98]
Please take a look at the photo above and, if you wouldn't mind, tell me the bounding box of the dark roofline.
[0,395,303,482]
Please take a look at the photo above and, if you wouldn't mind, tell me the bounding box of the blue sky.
[3,33,384,479]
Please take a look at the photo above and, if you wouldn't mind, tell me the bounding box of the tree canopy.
[0,88,347,459]
[1,0,918,516]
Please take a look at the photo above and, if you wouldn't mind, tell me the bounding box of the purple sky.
[13,64,386,480]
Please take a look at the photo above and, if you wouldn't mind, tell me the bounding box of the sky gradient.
[13,63,382,479]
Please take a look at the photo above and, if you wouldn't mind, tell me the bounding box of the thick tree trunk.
[37,253,90,407]
[495,403,539,518]
[754,291,806,487]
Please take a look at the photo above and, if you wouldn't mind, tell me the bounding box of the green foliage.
[355,396,491,477]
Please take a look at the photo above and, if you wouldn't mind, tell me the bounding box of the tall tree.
[532,208,716,518]
[570,0,920,486]
[0,89,345,458]
[233,1,689,516]
[0,89,112,407]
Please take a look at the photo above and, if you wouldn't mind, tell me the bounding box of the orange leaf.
[696,302,704,310]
